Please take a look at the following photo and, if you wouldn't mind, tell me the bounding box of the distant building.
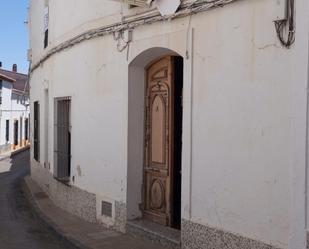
[28,1,309,249]
[0,64,30,153]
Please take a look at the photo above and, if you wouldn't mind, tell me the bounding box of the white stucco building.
[0,66,30,153]
[28,1,309,249]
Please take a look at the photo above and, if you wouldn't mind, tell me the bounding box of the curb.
[21,177,91,249]
[11,145,30,156]
[0,146,30,161]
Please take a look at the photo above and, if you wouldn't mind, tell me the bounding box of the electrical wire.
[274,0,295,48]
[29,0,251,73]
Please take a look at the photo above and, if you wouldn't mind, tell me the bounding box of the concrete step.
[126,219,181,249]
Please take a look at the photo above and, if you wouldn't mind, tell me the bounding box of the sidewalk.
[23,176,167,249]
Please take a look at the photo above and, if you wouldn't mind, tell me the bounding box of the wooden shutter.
[14,120,19,146]
[34,101,40,161]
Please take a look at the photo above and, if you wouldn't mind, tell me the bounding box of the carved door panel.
[143,57,174,226]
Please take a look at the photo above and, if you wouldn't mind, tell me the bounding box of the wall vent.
[101,201,112,217]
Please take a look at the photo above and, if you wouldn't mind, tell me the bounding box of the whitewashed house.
[0,65,30,153]
[28,0,309,249]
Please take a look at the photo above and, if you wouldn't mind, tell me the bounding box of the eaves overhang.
[0,74,15,83]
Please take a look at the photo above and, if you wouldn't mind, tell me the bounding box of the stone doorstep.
[127,219,181,249]
[23,176,167,249]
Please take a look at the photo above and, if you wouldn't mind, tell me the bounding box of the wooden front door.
[14,120,19,147]
[143,56,175,226]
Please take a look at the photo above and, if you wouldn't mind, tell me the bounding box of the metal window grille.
[54,97,71,181]
[5,120,9,142]
[34,101,40,161]
[101,201,113,217]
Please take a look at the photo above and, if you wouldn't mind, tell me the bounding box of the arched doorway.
[127,48,183,229]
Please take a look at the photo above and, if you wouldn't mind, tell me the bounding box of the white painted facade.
[28,1,309,249]
[0,78,30,153]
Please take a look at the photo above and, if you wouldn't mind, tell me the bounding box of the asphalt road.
[0,150,77,249]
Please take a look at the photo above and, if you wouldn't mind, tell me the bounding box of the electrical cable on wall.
[274,0,295,48]
[113,30,132,52]
[30,0,246,73]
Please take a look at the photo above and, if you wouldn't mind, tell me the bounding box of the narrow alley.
[0,150,76,249]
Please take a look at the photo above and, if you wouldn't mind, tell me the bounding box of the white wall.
[29,0,309,248]
[29,0,122,63]
[11,92,30,144]
[0,81,13,147]
[0,82,30,150]
[49,0,121,44]
[28,0,46,63]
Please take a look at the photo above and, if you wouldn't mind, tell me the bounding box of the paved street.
[0,150,76,249]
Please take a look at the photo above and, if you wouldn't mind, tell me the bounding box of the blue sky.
[0,0,29,74]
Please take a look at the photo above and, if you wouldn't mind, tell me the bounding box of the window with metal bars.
[34,101,40,161]
[54,97,71,181]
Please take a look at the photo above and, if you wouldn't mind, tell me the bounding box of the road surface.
[0,150,77,249]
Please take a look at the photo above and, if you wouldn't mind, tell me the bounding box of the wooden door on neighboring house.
[143,56,177,227]
[20,117,23,146]
[14,120,18,146]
